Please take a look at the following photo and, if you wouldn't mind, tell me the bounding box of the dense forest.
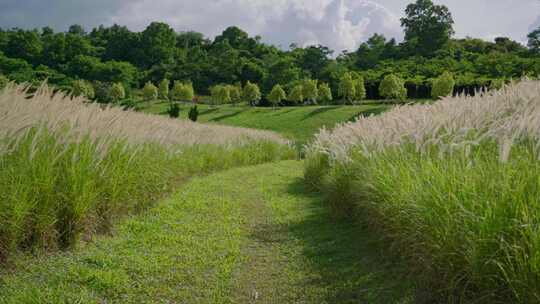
[0,0,539,103]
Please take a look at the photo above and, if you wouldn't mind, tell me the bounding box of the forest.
[0,0,539,104]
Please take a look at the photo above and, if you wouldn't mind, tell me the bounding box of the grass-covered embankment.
[305,81,540,302]
[0,85,294,262]
[138,101,389,145]
[0,161,414,303]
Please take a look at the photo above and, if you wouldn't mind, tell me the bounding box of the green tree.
[401,0,454,56]
[72,79,95,99]
[338,72,356,104]
[171,81,194,102]
[139,22,176,68]
[228,84,242,106]
[142,81,158,101]
[528,26,540,54]
[243,81,261,106]
[302,79,318,104]
[159,78,170,100]
[318,82,333,104]
[267,84,286,108]
[431,71,455,98]
[354,76,366,101]
[211,85,231,106]
[288,85,304,105]
[379,74,407,101]
[110,82,126,103]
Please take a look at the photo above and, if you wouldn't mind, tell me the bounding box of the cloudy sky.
[0,0,538,53]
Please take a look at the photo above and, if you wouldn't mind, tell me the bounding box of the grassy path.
[1,161,413,303]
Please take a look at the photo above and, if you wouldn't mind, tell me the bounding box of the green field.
[138,101,390,145]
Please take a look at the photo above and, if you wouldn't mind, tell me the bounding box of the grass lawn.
[137,101,390,146]
[0,161,414,303]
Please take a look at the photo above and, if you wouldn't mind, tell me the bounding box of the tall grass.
[0,84,294,261]
[305,81,540,302]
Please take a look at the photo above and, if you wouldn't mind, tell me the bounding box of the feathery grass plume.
[0,84,293,261]
[305,80,540,302]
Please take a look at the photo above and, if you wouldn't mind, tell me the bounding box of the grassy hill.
[138,101,390,146]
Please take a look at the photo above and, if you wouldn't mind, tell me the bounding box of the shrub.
[159,78,170,100]
[431,72,455,98]
[188,105,199,122]
[243,81,261,106]
[490,78,505,90]
[168,103,180,118]
[288,85,304,105]
[268,84,286,108]
[318,83,333,104]
[142,81,158,101]
[379,74,407,100]
[0,74,10,90]
[109,82,126,103]
[228,84,242,106]
[211,85,231,106]
[354,76,366,101]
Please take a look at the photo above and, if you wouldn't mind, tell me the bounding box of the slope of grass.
[138,101,390,145]
[0,161,414,303]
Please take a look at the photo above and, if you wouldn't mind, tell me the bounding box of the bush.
[143,81,158,101]
[354,76,366,101]
[159,78,170,100]
[431,72,455,98]
[72,79,95,99]
[379,74,407,100]
[188,105,199,122]
[171,81,194,102]
[490,79,505,90]
[168,102,180,118]
[210,85,231,106]
[288,85,304,105]
[268,84,286,108]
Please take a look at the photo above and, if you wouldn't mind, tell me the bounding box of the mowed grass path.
[0,161,414,303]
[140,102,389,145]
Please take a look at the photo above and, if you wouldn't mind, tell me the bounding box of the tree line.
[0,0,539,105]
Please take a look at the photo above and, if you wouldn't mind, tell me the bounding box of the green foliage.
[168,103,180,118]
[490,79,505,90]
[338,73,356,103]
[72,79,95,99]
[302,79,319,104]
[431,71,455,98]
[528,26,540,54]
[401,0,454,56]
[171,81,195,102]
[109,82,126,102]
[268,84,287,107]
[211,85,231,106]
[288,85,304,105]
[243,81,261,106]
[228,84,242,105]
[188,105,199,122]
[354,76,366,101]
[159,78,170,100]
[0,74,9,89]
[318,83,333,104]
[142,81,158,101]
[379,74,407,100]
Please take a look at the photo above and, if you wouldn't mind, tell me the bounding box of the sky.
[0,0,538,54]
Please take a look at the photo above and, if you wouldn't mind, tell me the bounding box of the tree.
[228,84,242,106]
[268,84,286,108]
[379,74,407,101]
[431,72,455,98]
[528,26,540,54]
[211,85,231,106]
[354,76,366,101]
[318,83,333,104]
[159,78,170,100]
[288,85,304,105]
[188,105,199,122]
[338,72,356,104]
[171,81,194,102]
[139,22,176,68]
[142,81,158,101]
[302,79,318,104]
[401,0,454,56]
[110,82,126,102]
[72,79,95,99]
[5,29,43,64]
[243,81,261,106]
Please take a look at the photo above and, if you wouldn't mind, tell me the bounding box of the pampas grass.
[305,80,540,302]
[0,84,294,261]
